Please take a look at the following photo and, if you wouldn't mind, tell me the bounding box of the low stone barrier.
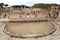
[3,21,56,38]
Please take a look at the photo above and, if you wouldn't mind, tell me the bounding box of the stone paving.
[0,21,60,40]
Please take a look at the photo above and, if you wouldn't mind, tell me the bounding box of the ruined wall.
[0,8,49,19]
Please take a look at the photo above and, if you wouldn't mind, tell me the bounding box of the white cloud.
[0,0,60,6]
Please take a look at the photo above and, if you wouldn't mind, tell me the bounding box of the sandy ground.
[5,22,54,37]
[0,21,60,40]
[55,18,60,28]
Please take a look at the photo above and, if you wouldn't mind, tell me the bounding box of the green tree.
[32,3,57,8]
[0,3,4,9]
[4,4,8,7]
[12,5,30,8]
[12,5,21,8]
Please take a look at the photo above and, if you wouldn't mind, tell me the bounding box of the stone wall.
[0,8,49,19]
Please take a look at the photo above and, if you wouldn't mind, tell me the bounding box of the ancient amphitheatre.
[0,5,60,40]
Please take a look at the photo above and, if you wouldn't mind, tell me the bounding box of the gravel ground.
[0,21,60,40]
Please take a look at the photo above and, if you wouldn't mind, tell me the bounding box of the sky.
[0,0,60,6]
